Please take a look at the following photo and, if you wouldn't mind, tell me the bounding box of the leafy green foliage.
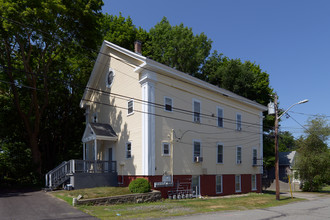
[128,178,151,193]
[143,17,212,75]
[295,116,330,191]
[278,131,296,152]
[0,0,103,180]
[201,51,273,106]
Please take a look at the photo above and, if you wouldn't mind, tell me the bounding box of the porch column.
[83,142,86,160]
[94,139,97,160]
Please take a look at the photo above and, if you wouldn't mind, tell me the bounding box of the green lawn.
[52,187,131,205]
[52,188,303,219]
[320,185,330,193]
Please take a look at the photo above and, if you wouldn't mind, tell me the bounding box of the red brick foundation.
[118,174,262,198]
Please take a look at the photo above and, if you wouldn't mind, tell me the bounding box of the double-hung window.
[193,100,201,123]
[126,142,132,159]
[217,107,224,127]
[216,175,223,194]
[162,142,170,156]
[253,148,257,166]
[128,100,134,115]
[217,143,223,164]
[164,97,173,112]
[236,113,242,131]
[235,175,241,192]
[251,174,257,190]
[193,140,201,161]
[236,146,242,164]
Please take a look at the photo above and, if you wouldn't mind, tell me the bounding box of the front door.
[108,148,113,161]
[191,176,200,197]
[108,147,114,172]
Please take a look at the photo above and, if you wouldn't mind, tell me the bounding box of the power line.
[81,98,264,136]
[86,87,266,129]
[289,111,330,118]
[0,15,271,132]
[0,14,269,113]
[1,65,267,130]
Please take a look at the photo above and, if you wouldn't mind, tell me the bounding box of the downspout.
[171,129,174,183]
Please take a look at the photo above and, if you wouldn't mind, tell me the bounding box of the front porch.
[45,159,118,190]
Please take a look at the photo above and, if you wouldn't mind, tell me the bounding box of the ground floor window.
[191,176,200,196]
[126,142,132,158]
[216,175,222,194]
[251,174,257,190]
[235,175,241,192]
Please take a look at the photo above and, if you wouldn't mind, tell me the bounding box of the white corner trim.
[141,80,156,175]
[259,111,264,174]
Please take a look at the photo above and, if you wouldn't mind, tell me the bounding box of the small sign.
[154,181,174,188]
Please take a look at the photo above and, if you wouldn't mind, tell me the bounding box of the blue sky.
[102,0,330,138]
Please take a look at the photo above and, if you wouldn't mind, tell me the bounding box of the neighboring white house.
[46,40,267,197]
[263,151,300,191]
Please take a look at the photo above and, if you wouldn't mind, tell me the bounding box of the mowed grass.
[52,188,303,219]
[321,185,330,192]
[52,187,131,205]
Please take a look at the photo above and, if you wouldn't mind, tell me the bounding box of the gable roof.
[279,151,296,167]
[80,40,267,112]
[82,123,117,143]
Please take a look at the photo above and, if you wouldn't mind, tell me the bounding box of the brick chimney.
[134,40,142,55]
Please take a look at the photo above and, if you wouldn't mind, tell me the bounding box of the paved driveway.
[163,192,330,220]
[0,189,97,220]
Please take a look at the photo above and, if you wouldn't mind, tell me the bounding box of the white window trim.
[252,148,258,166]
[127,99,134,115]
[251,174,257,191]
[217,142,224,164]
[236,113,242,131]
[192,139,202,162]
[236,146,242,164]
[126,141,132,159]
[192,99,201,123]
[164,96,173,112]
[217,106,224,128]
[162,142,171,156]
[235,175,241,192]
[216,175,223,194]
[105,68,115,88]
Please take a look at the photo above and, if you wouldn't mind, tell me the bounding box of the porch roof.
[82,123,118,143]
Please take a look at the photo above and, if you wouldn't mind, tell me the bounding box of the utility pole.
[272,95,308,201]
[274,94,280,200]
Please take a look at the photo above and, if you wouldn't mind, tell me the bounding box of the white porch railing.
[45,160,116,189]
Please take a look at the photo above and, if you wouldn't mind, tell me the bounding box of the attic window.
[93,113,98,123]
[106,68,115,88]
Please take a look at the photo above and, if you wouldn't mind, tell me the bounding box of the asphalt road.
[0,189,97,220]
[164,192,330,220]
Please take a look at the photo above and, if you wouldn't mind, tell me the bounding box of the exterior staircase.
[45,160,117,190]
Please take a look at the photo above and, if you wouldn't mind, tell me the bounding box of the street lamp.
[273,95,308,200]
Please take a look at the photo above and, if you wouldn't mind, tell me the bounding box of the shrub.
[129,178,151,193]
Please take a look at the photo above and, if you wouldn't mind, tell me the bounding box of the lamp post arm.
[278,103,299,120]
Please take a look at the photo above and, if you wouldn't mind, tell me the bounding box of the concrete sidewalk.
[0,189,98,220]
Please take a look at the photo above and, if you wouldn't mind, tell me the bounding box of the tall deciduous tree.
[0,0,103,175]
[144,17,212,75]
[201,50,273,106]
[295,116,330,191]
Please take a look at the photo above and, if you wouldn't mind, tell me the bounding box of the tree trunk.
[30,134,42,174]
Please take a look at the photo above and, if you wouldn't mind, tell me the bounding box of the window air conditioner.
[194,156,203,163]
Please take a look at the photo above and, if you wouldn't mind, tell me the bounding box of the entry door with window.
[191,176,200,197]
[108,147,113,172]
